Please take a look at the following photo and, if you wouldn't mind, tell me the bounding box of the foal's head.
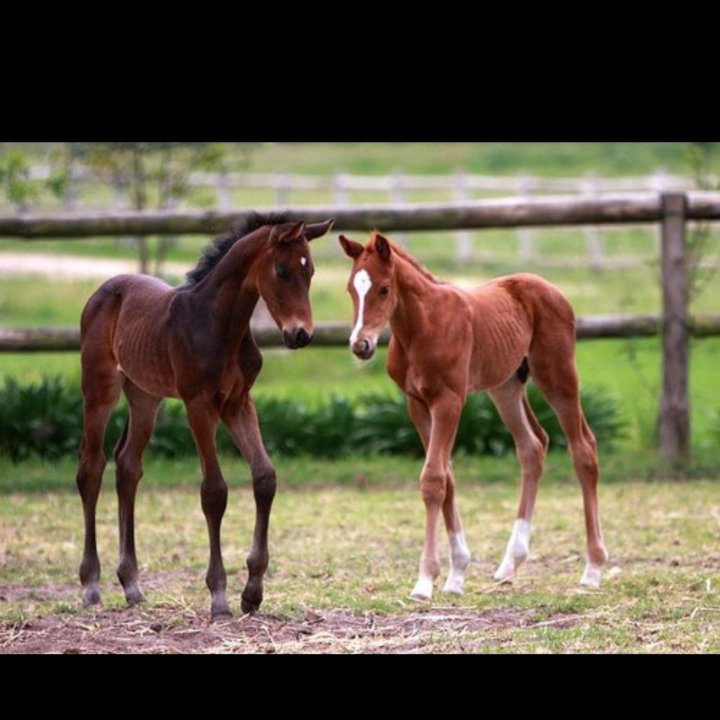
[339,231,397,360]
[258,219,334,349]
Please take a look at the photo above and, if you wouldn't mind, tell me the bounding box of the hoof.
[579,562,602,588]
[240,595,261,615]
[493,563,516,584]
[241,581,263,615]
[410,577,433,602]
[442,577,465,595]
[211,609,234,622]
[82,586,102,607]
[124,587,145,607]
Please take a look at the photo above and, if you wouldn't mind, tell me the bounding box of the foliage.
[684,143,719,302]
[0,376,626,463]
[0,147,66,210]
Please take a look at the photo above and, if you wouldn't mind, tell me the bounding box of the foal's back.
[464,273,576,393]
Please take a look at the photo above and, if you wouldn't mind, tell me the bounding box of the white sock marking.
[443,530,471,594]
[410,575,434,601]
[349,269,372,345]
[580,561,602,588]
[494,518,532,583]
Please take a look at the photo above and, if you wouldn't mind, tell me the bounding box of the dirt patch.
[0,590,578,654]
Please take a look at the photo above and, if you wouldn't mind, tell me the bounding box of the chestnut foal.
[76,214,333,618]
[340,231,608,601]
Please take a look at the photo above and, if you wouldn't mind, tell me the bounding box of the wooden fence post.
[216,171,232,210]
[332,173,349,256]
[390,174,407,246]
[583,173,604,269]
[659,192,690,462]
[275,173,291,206]
[652,169,668,256]
[517,174,534,262]
[453,170,473,263]
[62,166,79,212]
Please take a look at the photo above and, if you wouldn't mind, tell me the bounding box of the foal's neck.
[390,254,445,345]
[189,228,267,343]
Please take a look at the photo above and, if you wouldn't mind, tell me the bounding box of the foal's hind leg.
[222,394,276,614]
[407,395,471,595]
[76,369,123,607]
[530,353,608,587]
[114,380,161,606]
[488,377,548,583]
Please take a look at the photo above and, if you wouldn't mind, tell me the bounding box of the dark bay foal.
[76,214,333,618]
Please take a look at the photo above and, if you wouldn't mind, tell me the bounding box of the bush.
[0,376,627,463]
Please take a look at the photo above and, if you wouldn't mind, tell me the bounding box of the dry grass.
[1,461,720,653]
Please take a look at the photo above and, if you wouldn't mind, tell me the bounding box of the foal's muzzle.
[352,337,376,360]
[283,326,313,349]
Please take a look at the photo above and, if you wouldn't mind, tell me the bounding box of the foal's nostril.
[283,327,312,349]
[296,327,311,347]
[352,338,374,359]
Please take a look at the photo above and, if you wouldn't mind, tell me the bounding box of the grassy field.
[1,455,719,653]
[5,141,700,177]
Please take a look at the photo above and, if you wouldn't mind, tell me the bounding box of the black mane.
[184,212,293,287]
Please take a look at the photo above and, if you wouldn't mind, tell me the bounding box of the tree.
[685,143,719,302]
[67,143,256,275]
[0,144,68,212]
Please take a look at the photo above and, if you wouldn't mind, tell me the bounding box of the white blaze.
[300,257,307,267]
[349,269,372,345]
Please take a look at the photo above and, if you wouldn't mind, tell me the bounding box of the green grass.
[1,456,719,652]
[243,142,697,177]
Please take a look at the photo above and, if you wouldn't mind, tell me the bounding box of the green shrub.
[0,376,626,463]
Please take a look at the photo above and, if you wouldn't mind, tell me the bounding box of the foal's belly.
[466,323,532,392]
[113,321,179,398]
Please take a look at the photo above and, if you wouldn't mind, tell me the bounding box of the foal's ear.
[373,233,392,263]
[271,221,306,244]
[304,218,335,241]
[338,234,364,259]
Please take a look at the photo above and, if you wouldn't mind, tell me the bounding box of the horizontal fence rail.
[25,165,717,194]
[2,315,720,352]
[2,193,720,238]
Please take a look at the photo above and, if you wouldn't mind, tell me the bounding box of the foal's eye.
[379,286,390,297]
[275,263,290,280]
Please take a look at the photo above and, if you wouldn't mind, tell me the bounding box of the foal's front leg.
[410,391,464,602]
[185,399,231,619]
[408,395,470,596]
[222,394,276,614]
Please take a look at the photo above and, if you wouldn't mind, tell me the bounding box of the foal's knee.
[201,476,228,518]
[115,452,143,489]
[76,455,107,501]
[252,466,277,507]
[420,465,446,506]
[518,436,546,475]
[572,443,599,484]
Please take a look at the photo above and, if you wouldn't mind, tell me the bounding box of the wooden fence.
[2,191,720,462]
[14,167,719,267]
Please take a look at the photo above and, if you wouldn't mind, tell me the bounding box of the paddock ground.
[1,456,719,653]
